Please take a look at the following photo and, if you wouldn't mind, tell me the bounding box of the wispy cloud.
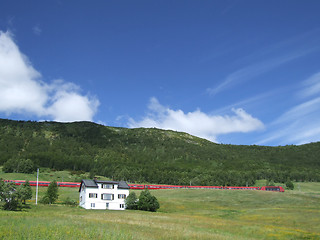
[207,30,320,96]
[32,25,42,36]
[273,97,320,125]
[128,97,264,142]
[207,50,314,96]
[258,72,320,145]
[298,72,320,99]
[0,30,99,122]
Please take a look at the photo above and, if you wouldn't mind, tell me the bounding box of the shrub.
[285,180,294,190]
[137,190,160,212]
[0,181,22,211]
[125,192,138,210]
[63,197,77,206]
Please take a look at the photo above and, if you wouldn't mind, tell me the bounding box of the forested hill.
[0,118,319,186]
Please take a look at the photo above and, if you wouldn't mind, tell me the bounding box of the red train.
[4,180,284,192]
[3,180,80,188]
[128,184,284,192]
[260,186,285,192]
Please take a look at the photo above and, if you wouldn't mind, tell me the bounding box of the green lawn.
[1,180,320,239]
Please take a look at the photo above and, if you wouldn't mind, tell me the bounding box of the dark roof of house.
[95,180,118,184]
[79,179,130,191]
[118,181,130,189]
[79,179,98,192]
[82,179,98,188]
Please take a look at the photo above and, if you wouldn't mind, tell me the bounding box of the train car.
[224,186,260,190]
[146,184,185,190]
[128,184,145,190]
[30,181,51,187]
[58,182,80,187]
[4,180,25,185]
[187,186,223,189]
[260,186,284,192]
[3,180,80,188]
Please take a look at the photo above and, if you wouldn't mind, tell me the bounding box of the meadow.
[0,178,319,240]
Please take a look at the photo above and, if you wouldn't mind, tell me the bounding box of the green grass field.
[1,171,320,239]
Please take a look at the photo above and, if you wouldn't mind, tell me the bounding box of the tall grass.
[1,182,319,239]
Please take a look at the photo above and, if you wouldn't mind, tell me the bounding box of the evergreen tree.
[137,190,160,212]
[41,180,59,204]
[20,180,33,204]
[125,192,138,210]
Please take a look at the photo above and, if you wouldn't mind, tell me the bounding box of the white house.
[79,179,130,210]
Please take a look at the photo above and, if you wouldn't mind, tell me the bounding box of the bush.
[137,190,160,212]
[39,195,50,204]
[0,181,22,211]
[63,197,77,206]
[285,180,294,190]
[125,192,138,210]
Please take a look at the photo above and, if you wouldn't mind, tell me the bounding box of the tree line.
[0,118,319,186]
[0,179,60,211]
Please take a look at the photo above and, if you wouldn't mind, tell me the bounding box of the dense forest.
[0,118,319,186]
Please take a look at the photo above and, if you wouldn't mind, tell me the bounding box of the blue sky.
[1,0,320,146]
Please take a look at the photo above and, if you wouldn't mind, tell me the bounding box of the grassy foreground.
[0,182,320,240]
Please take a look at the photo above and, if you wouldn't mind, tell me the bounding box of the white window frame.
[120,204,125,209]
[102,184,114,189]
[101,193,114,200]
[91,203,95,208]
[89,193,98,198]
[118,194,126,199]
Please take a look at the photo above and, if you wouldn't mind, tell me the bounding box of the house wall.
[79,182,129,210]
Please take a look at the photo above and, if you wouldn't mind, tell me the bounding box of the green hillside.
[0,118,319,185]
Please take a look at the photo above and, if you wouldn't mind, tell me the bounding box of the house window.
[89,193,98,198]
[118,194,126,199]
[101,193,114,200]
[106,203,109,209]
[120,204,125,209]
[91,203,95,208]
[102,184,114,189]
[80,196,82,202]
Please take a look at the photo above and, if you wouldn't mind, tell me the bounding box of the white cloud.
[47,91,99,122]
[0,30,99,122]
[128,97,264,142]
[0,31,47,115]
